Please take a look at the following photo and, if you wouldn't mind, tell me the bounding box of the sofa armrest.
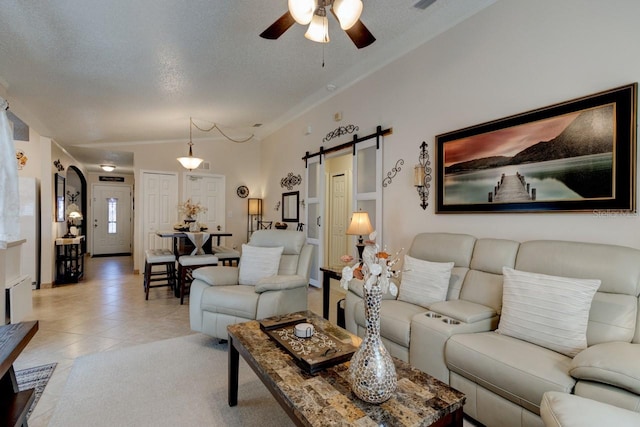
[192,266,239,286]
[570,342,640,395]
[428,299,497,324]
[254,275,307,293]
[348,278,398,300]
[541,391,640,427]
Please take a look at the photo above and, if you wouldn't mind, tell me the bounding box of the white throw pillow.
[498,267,601,358]
[238,244,284,286]
[397,255,454,308]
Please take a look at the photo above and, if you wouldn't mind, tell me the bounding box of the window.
[107,198,117,234]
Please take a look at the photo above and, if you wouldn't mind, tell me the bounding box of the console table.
[0,321,38,427]
[55,236,85,284]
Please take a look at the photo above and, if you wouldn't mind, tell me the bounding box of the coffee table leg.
[228,335,239,407]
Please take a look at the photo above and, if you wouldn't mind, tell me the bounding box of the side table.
[319,266,343,320]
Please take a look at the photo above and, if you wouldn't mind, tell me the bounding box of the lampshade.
[346,211,373,236]
[333,0,363,30]
[248,198,262,215]
[288,0,314,25]
[177,152,204,170]
[100,164,116,172]
[68,211,83,219]
[305,14,330,43]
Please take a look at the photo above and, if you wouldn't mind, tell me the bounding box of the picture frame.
[55,173,66,222]
[436,83,637,213]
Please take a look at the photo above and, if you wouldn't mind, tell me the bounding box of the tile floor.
[14,255,344,426]
[15,255,477,426]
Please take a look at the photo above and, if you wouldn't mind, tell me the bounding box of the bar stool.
[177,254,218,304]
[144,249,176,300]
[211,245,240,266]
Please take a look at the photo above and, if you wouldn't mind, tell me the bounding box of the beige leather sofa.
[190,230,313,340]
[540,391,640,427]
[345,232,640,427]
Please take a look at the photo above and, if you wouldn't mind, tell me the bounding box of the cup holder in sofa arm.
[442,318,461,325]
[425,312,442,319]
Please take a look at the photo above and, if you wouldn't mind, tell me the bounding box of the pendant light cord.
[191,117,254,143]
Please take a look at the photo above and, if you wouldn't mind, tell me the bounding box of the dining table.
[156,230,232,257]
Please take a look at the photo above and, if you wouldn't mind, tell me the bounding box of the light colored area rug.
[16,362,57,419]
[49,334,294,427]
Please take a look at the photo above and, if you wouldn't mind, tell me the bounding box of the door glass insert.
[107,197,118,234]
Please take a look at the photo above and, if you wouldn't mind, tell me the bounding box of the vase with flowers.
[340,231,402,404]
[178,199,207,231]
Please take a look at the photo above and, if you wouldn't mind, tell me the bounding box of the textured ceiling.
[0,0,495,171]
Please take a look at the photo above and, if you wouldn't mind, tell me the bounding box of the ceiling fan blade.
[344,19,376,49]
[260,11,296,40]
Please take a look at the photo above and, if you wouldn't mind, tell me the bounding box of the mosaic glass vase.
[348,283,397,404]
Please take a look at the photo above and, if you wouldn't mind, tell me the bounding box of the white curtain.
[0,97,20,249]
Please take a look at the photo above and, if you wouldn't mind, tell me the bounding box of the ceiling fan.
[260,0,376,49]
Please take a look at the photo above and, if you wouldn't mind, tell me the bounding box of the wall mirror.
[282,191,299,223]
[55,173,66,222]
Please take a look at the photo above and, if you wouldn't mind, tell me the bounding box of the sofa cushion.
[200,285,259,319]
[446,331,576,415]
[354,299,426,347]
[497,267,600,357]
[570,342,640,395]
[238,244,284,285]
[398,255,453,308]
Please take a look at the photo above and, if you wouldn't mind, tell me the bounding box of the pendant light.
[177,117,204,171]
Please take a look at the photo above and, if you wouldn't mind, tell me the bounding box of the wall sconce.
[414,141,432,210]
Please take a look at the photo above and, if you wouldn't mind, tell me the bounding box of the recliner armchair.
[189,229,313,339]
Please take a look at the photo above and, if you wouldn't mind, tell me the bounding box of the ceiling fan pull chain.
[322,44,325,68]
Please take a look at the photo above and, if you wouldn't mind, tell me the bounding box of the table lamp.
[65,203,83,237]
[346,211,373,263]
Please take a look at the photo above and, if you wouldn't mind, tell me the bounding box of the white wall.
[261,0,640,254]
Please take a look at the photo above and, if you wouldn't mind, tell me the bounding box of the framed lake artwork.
[436,83,637,213]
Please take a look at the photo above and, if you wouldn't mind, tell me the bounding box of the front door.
[92,184,132,255]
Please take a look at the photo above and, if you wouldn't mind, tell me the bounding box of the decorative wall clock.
[236,185,249,198]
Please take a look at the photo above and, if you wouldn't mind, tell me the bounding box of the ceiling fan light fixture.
[288,0,315,25]
[333,0,363,30]
[305,13,330,43]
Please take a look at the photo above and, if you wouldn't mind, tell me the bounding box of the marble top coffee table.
[227,310,465,427]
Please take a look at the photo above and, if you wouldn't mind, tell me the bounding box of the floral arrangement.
[178,198,207,219]
[339,231,402,296]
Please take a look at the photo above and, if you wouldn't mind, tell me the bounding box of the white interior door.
[141,171,178,267]
[305,155,325,288]
[92,184,132,255]
[328,173,348,266]
[352,139,383,247]
[183,173,225,237]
